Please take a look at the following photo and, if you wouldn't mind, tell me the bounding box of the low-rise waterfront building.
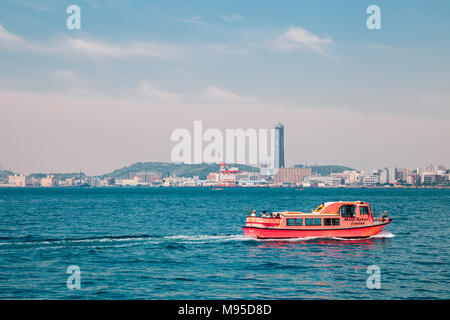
[325,175,343,187]
[206,172,218,182]
[362,174,379,187]
[8,174,28,187]
[41,175,58,187]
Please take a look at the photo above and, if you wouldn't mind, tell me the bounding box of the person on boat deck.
[251,210,256,217]
[262,210,267,217]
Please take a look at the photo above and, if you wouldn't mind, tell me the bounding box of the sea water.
[0,187,448,299]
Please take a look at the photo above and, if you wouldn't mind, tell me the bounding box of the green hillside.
[0,170,14,184]
[295,164,356,176]
[0,170,14,177]
[102,162,259,180]
[27,173,86,179]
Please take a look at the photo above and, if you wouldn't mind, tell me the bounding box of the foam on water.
[371,230,395,238]
[0,234,255,248]
[330,230,395,241]
[164,234,252,242]
[0,230,396,248]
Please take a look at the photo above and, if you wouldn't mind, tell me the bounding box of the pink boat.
[243,201,392,239]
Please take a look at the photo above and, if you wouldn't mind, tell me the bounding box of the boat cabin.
[246,201,375,229]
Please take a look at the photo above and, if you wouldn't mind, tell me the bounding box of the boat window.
[360,206,370,215]
[340,205,356,217]
[314,204,324,212]
[332,218,340,226]
[295,218,303,226]
[305,218,313,226]
[313,218,322,226]
[324,218,332,226]
[286,218,295,226]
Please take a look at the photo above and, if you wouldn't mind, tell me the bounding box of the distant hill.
[0,170,14,177]
[295,164,356,176]
[27,173,86,179]
[0,170,14,183]
[101,162,259,180]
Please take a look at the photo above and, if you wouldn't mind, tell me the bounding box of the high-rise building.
[274,123,285,169]
[381,167,396,184]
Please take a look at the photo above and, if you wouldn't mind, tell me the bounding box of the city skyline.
[4,162,449,188]
[1,159,448,179]
[1,1,449,175]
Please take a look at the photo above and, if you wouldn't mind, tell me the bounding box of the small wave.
[165,234,251,242]
[0,233,253,248]
[0,231,394,248]
[330,231,395,241]
[371,231,395,238]
[0,235,151,247]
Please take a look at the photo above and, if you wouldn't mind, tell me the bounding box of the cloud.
[0,22,53,54]
[82,0,102,8]
[367,42,400,52]
[168,16,208,25]
[64,38,180,59]
[135,83,259,106]
[206,43,248,55]
[137,81,181,102]
[52,69,81,84]
[0,22,249,63]
[273,26,334,56]
[64,38,127,58]
[0,23,184,60]
[7,0,56,12]
[0,22,59,54]
[219,14,243,22]
[0,22,251,62]
[201,86,259,104]
[0,23,28,49]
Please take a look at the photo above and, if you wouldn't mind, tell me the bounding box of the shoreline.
[0,185,449,189]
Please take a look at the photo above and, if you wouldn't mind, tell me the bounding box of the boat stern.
[242,226,258,238]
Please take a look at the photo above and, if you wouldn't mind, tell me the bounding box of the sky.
[0,0,449,175]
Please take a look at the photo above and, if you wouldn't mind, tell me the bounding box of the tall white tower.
[274,123,285,169]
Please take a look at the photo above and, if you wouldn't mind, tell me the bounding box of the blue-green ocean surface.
[0,187,448,299]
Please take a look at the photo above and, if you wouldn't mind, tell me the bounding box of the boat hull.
[243,220,391,239]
